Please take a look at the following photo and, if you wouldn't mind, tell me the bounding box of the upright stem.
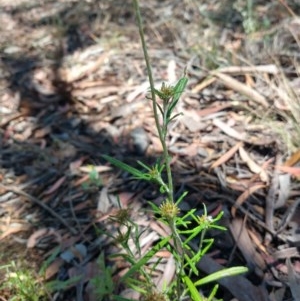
[132,0,174,202]
[133,1,184,298]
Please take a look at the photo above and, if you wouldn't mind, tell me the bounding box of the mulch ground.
[1,0,300,300]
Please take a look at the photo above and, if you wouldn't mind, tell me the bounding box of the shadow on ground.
[0,1,268,300]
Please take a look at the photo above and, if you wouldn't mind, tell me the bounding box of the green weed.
[96,0,248,300]
[0,261,48,301]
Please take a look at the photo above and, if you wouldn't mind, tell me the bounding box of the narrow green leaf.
[168,112,183,122]
[102,155,150,180]
[153,88,166,100]
[46,275,82,291]
[167,76,188,117]
[120,236,170,282]
[211,224,227,231]
[200,239,214,256]
[113,295,136,301]
[148,201,160,213]
[109,252,134,264]
[173,76,188,103]
[191,249,204,266]
[194,266,248,286]
[207,284,219,301]
[174,217,191,228]
[183,275,203,301]
[156,102,164,116]
[175,191,188,205]
[124,278,147,294]
[157,161,166,173]
[137,160,152,171]
[213,211,224,222]
[184,253,199,275]
[178,208,197,222]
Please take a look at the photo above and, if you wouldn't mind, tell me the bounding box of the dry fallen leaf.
[27,228,62,248]
[43,176,67,195]
[192,76,217,93]
[180,109,204,132]
[231,183,266,217]
[229,218,266,272]
[197,103,232,117]
[156,254,175,290]
[284,148,300,166]
[275,165,300,177]
[97,187,116,214]
[45,257,65,280]
[0,222,31,240]
[210,141,243,170]
[213,119,246,140]
[239,146,269,183]
[287,258,300,301]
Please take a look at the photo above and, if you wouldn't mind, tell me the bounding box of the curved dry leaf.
[276,165,300,177]
[229,218,266,271]
[284,148,300,167]
[27,227,62,248]
[248,228,268,254]
[79,165,112,173]
[192,76,216,93]
[231,183,266,217]
[197,103,232,117]
[213,119,246,140]
[97,187,115,213]
[45,257,65,280]
[227,177,255,192]
[27,228,48,248]
[273,247,300,260]
[0,223,31,240]
[210,141,243,170]
[157,254,175,290]
[43,176,67,195]
[69,157,86,174]
[239,146,269,183]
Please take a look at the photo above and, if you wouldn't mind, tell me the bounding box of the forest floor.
[1,0,300,300]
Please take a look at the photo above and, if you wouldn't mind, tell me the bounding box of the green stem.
[132,0,174,202]
[169,220,185,298]
[132,1,186,298]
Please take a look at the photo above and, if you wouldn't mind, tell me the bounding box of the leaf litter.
[1,0,300,300]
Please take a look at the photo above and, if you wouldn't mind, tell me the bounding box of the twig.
[211,71,269,108]
[276,198,300,234]
[0,183,78,235]
[217,65,279,75]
